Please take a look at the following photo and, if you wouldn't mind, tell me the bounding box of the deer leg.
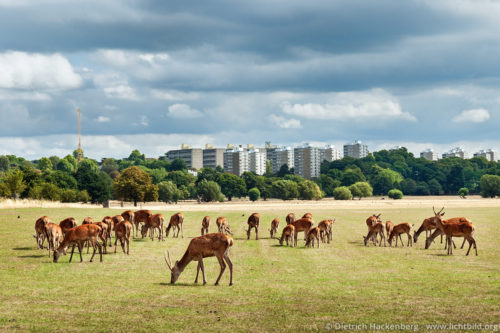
[114,236,118,253]
[126,238,129,255]
[448,237,453,255]
[224,253,233,286]
[181,223,184,238]
[195,260,201,283]
[69,244,76,262]
[460,238,466,249]
[408,233,412,247]
[215,256,226,286]
[120,238,125,254]
[440,234,443,244]
[200,258,207,285]
[97,241,103,262]
[78,243,83,262]
[256,226,259,240]
[90,241,97,262]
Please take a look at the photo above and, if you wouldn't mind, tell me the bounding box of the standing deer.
[59,217,77,236]
[164,233,234,285]
[269,218,279,239]
[387,223,413,247]
[305,227,321,248]
[115,220,132,255]
[166,212,184,238]
[121,210,134,223]
[246,213,260,240]
[45,223,63,258]
[363,222,386,247]
[53,224,103,263]
[34,216,51,249]
[430,207,477,255]
[216,217,232,235]
[289,218,314,246]
[302,213,312,219]
[102,216,113,247]
[201,216,210,235]
[133,209,153,237]
[318,219,334,243]
[141,213,164,241]
[385,221,394,239]
[365,214,382,243]
[286,213,296,225]
[279,224,295,247]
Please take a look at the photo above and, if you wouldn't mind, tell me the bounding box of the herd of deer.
[363,207,478,256]
[30,206,477,287]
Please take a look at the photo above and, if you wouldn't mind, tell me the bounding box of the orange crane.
[77,109,83,162]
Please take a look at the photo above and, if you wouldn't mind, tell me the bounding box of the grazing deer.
[246,213,260,240]
[59,217,77,236]
[290,218,314,246]
[53,224,103,263]
[121,210,134,223]
[164,233,234,286]
[416,214,470,248]
[133,209,153,237]
[425,229,457,250]
[430,207,477,255]
[305,227,321,248]
[102,216,114,247]
[216,216,232,235]
[115,221,132,255]
[279,224,295,247]
[45,223,63,258]
[385,221,394,239]
[141,213,164,241]
[166,212,184,238]
[363,222,386,247]
[270,218,279,238]
[302,213,312,219]
[318,219,334,244]
[34,216,51,249]
[286,213,296,224]
[201,216,210,235]
[388,223,413,247]
[365,214,382,243]
[82,217,94,224]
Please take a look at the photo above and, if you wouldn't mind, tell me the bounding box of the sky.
[0,0,499,160]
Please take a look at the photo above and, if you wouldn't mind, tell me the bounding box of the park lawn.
[0,206,498,332]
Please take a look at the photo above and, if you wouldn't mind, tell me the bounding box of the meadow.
[0,204,499,332]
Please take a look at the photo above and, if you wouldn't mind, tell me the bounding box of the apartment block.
[420,148,438,161]
[442,147,468,159]
[343,140,369,159]
[474,149,498,162]
[267,146,294,173]
[166,144,203,169]
[202,144,226,169]
[320,145,342,162]
[294,144,321,179]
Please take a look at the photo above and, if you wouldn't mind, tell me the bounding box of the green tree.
[57,158,75,173]
[101,158,119,175]
[78,190,90,203]
[40,182,62,201]
[112,166,158,206]
[3,170,26,199]
[341,168,366,186]
[388,189,403,199]
[196,179,224,202]
[248,187,260,201]
[277,164,292,177]
[333,186,352,200]
[149,168,168,184]
[196,167,221,184]
[49,156,60,169]
[0,155,10,172]
[44,170,77,189]
[158,181,180,203]
[315,175,340,197]
[37,157,53,172]
[458,187,469,199]
[75,161,111,203]
[170,158,188,171]
[428,179,443,195]
[480,174,500,198]
[217,173,247,201]
[128,149,146,164]
[60,189,78,202]
[400,178,417,195]
[349,182,373,200]
[372,169,403,195]
[298,180,323,200]
[271,180,299,200]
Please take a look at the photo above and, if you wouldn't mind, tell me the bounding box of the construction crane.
[77,109,83,163]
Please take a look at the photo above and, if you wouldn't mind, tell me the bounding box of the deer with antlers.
[53,224,104,263]
[363,222,386,247]
[216,216,232,235]
[141,213,164,241]
[318,219,334,244]
[428,207,477,255]
[201,216,210,235]
[59,217,77,236]
[387,223,413,247]
[286,213,296,225]
[166,212,184,238]
[416,211,470,248]
[289,218,314,246]
[246,213,260,240]
[34,216,51,249]
[164,233,234,285]
[270,218,279,239]
[133,209,153,237]
[279,224,295,247]
[305,227,321,248]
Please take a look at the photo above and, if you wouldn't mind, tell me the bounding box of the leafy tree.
[248,187,260,201]
[127,149,146,164]
[0,155,10,172]
[315,175,340,197]
[298,180,323,200]
[388,189,403,199]
[242,172,261,191]
[196,167,221,184]
[428,179,443,195]
[3,170,26,199]
[38,157,53,172]
[158,181,180,203]
[0,183,11,197]
[57,159,75,173]
[40,182,62,201]
[149,168,168,184]
[60,189,78,202]
[78,190,90,203]
[44,171,77,189]
[271,180,299,200]
[112,166,158,205]
[167,170,194,187]
[349,182,373,199]
[49,156,60,169]
[101,158,119,174]
[458,187,469,199]
[196,179,224,202]
[400,178,417,195]
[341,168,366,186]
[333,186,352,200]
[415,181,431,195]
[372,169,402,195]
[75,160,111,203]
[19,168,42,198]
[217,173,247,201]
[64,154,77,170]
[480,174,500,198]
[170,158,188,171]
[277,164,292,177]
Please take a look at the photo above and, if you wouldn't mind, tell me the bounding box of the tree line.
[1,147,500,204]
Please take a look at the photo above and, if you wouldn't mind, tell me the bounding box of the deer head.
[164,250,181,284]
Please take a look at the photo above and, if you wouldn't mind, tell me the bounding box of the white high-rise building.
[223,146,249,176]
[294,144,321,179]
[248,148,267,175]
[474,149,498,162]
[442,147,468,159]
[320,145,342,162]
[420,148,438,161]
[344,140,369,159]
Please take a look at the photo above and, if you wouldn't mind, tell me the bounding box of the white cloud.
[280,90,416,122]
[140,116,149,126]
[151,89,199,101]
[103,84,138,100]
[452,108,490,123]
[167,104,203,118]
[0,51,82,90]
[93,72,138,100]
[0,90,51,101]
[96,116,110,123]
[268,114,302,129]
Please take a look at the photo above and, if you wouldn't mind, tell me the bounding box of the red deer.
[286,213,296,224]
[166,212,184,238]
[82,217,94,224]
[59,217,77,236]
[141,213,164,241]
[363,222,386,247]
[93,221,109,253]
[216,217,232,235]
[201,216,210,235]
[112,215,124,228]
[53,224,103,263]
[164,233,234,285]
[115,221,132,255]
[279,224,295,247]
[385,221,394,239]
[388,223,413,247]
[302,213,312,219]
[270,218,279,239]
[415,215,470,247]
[133,209,153,237]
[305,227,321,248]
[365,214,382,243]
[34,216,51,249]
[101,216,113,247]
[121,210,134,223]
[318,219,334,243]
[429,207,477,255]
[290,218,314,246]
[45,223,63,257]
[246,213,260,240]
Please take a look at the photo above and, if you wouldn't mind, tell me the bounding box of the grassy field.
[0,206,499,332]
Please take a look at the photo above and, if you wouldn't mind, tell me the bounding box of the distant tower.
[77,109,83,162]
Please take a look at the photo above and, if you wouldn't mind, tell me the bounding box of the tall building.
[267,146,294,173]
[248,148,267,175]
[420,148,438,161]
[320,145,342,162]
[294,144,321,179]
[474,149,498,162]
[223,146,249,176]
[166,144,203,169]
[202,144,226,169]
[442,147,468,159]
[344,140,369,159]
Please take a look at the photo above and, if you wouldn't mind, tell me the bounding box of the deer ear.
[441,212,445,216]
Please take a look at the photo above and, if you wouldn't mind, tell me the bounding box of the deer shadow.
[13,247,35,251]
[158,282,205,287]
[17,254,45,258]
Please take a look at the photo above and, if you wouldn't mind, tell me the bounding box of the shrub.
[458,187,469,199]
[271,180,299,200]
[196,179,224,202]
[298,180,323,200]
[248,187,260,201]
[333,186,352,200]
[78,190,90,203]
[60,189,78,202]
[348,182,373,200]
[388,189,403,200]
[480,174,500,198]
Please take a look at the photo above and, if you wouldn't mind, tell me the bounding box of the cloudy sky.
[0,0,499,159]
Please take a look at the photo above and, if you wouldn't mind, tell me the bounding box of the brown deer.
[385,221,394,239]
[53,224,103,263]
[279,224,295,247]
[59,217,77,236]
[93,221,109,253]
[318,219,334,243]
[286,213,296,224]
[141,213,164,241]
[201,216,210,235]
[133,209,153,237]
[363,222,386,247]
[101,216,113,247]
[34,216,51,249]
[164,233,234,285]
[114,221,132,255]
[365,214,382,243]
[269,218,279,239]
[216,216,232,235]
[413,217,443,244]
[121,210,134,223]
[82,217,94,224]
[305,227,321,248]
[45,223,63,258]
[430,207,477,255]
[302,213,312,219]
[290,218,314,246]
[166,212,184,238]
[388,223,413,247]
[246,213,260,240]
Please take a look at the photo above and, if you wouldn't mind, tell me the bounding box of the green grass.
[0,206,499,332]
